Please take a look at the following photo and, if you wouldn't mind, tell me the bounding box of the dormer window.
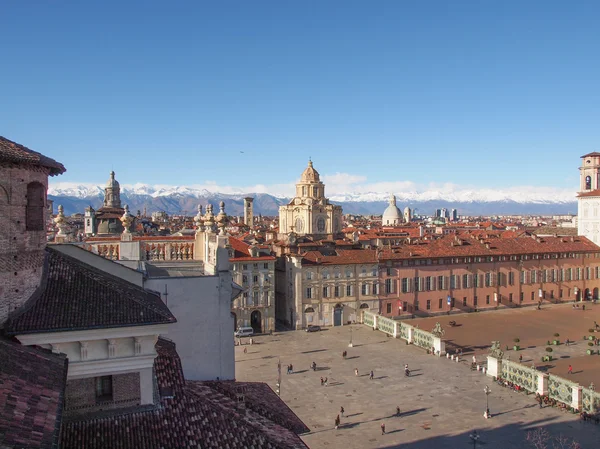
[26,182,45,231]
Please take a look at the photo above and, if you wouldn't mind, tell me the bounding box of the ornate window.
[317,216,326,232]
[586,175,592,190]
[26,182,45,231]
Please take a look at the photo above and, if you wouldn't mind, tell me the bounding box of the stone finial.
[194,205,205,232]
[216,201,228,235]
[54,205,69,236]
[431,322,445,338]
[120,204,133,233]
[489,340,504,359]
[204,203,215,233]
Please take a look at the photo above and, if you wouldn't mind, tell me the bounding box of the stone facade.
[578,152,600,244]
[0,164,49,326]
[278,160,343,239]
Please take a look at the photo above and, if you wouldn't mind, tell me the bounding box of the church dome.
[382,194,402,225]
[301,160,320,183]
[106,171,120,189]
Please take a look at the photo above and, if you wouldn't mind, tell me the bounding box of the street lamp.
[276,358,281,396]
[469,430,480,449]
[484,385,491,419]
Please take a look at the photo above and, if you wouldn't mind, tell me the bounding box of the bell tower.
[243,197,254,228]
[577,152,600,243]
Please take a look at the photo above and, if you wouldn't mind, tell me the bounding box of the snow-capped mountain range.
[48,182,578,216]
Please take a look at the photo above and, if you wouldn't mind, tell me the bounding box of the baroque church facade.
[278,160,343,240]
[84,171,132,236]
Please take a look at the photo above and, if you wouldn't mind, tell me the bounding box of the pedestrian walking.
[396,406,401,417]
[595,320,599,330]
[369,370,374,380]
[519,354,523,363]
[340,406,345,418]
[324,377,328,386]
[355,368,359,377]
[243,347,247,354]
[568,364,573,375]
[381,423,386,435]
[290,364,293,374]
[250,337,254,345]
[472,355,477,364]
[335,415,340,430]
[320,377,324,386]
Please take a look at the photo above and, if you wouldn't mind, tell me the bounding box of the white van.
[234,326,254,338]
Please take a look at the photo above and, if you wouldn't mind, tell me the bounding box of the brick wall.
[0,165,49,326]
[64,372,142,417]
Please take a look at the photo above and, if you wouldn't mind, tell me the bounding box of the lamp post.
[349,326,353,347]
[276,358,281,397]
[484,385,491,419]
[469,430,480,449]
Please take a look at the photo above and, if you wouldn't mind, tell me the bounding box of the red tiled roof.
[581,152,600,158]
[0,338,67,449]
[0,136,66,176]
[229,236,275,262]
[379,232,600,260]
[5,247,176,335]
[302,249,377,265]
[60,339,308,449]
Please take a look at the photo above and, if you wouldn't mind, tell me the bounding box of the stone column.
[572,385,583,411]
[393,322,399,338]
[139,367,154,405]
[433,336,446,356]
[537,372,549,396]
[407,326,414,344]
[486,356,502,378]
[373,314,379,330]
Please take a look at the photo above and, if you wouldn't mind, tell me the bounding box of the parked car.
[234,326,254,338]
[305,325,321,333]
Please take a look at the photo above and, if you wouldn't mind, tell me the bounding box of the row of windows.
[384,288,574,313]
[306,283,379,299]
[388,252,595,268]
[234,263,271,270]
[241,274,271,285]
[384,268,597,294]
[307,267,378,280]
[241,291,271,306]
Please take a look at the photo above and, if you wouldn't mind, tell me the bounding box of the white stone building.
[578,152,600,244]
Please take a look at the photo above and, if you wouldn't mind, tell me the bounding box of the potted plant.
[545,347,553,361]
[553,333,560,345]
[513,338,521,351]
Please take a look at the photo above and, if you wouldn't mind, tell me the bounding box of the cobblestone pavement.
[412,302,600,386]
[235,324,600,449]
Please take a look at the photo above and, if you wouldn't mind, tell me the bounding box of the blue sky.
[1,1,599,198]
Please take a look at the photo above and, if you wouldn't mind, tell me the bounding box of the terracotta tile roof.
[5,247,176,335]
[0,338,67,449]
[581,152,600,158]
[0,136,66,176]
[229,236,276,262]
[302,249,378,265]
[380,232,600,260]
[60,339,308,449]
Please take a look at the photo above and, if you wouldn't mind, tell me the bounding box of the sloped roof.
[0,338,67,449]
[0,136,66,176]
[60,339,308,449]
[5,247,176,335]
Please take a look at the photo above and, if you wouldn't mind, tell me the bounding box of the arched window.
[586,175,592,190]
[26,182,45,231]
[304,307,315,313]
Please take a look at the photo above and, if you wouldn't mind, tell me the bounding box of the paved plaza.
[235,316,600,449]
[413,302,600,386]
